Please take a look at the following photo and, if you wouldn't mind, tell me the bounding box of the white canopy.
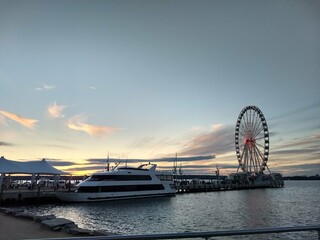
[0,156,69,175]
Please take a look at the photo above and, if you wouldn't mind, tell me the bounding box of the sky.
[0,0,319,176]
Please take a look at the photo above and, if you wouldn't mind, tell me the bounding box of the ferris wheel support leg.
[266,165,275,180]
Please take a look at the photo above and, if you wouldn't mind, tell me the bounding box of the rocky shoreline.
[0,207,114,237]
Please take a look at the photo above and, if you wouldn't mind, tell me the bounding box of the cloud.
[271,133,320,162]
[66,155,216,173]
[67,115,119,136]
[278,163,320,170]
[269,102,320,121]
[64,165,105,172]
[274,133,320,150]
[89,86,96,90]
[48,102,66,118]
[35,83,55,91]
[275,163,320,176]
[0,141,14,146]
[0,110,38,129]
[157,155,215,162]
[41,144,74,149]
[273,148,319,156]
[86,155,215,165]
[266,132,320,175]
[129,137,155,148]
[180,124,234,156]
[47,160,76,167]
[0,114,6,125]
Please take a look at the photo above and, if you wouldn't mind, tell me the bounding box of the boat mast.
[173,153,178,181]
[106,152,110,172]
[215,164,221,189]
[215,164,220,180]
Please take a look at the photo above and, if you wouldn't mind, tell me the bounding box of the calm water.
[23,181,319,239]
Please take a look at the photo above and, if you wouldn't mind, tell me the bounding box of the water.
[23,181,320,239]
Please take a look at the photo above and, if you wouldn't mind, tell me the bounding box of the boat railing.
[34,225,320,240]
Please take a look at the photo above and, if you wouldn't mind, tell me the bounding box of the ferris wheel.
[235,106,270,174]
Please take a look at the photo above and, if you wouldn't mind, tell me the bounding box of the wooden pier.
[0,187,73,205]
[0,179,284,205]
[175,180,284,193]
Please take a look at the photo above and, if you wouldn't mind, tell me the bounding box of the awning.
[0,156,69,175]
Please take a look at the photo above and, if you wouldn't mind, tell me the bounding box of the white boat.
[55,163,176,202]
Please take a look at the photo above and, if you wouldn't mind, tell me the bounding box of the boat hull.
[55,191,175,202]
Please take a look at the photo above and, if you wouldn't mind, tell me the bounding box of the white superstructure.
[55,163,176,202]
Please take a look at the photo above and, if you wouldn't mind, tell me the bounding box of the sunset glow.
[0,1,319,176]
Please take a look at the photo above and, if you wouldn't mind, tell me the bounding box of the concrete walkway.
[0,212,72,240]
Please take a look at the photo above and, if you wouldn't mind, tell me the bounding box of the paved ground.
[0,212,72,240]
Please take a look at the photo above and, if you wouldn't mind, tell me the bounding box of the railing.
[34,225,320,240]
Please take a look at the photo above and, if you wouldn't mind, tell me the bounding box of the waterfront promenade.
[0,211,72,240]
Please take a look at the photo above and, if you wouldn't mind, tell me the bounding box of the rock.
[63,223,78,229]
[0,207,9,213]
[41,218,74,230]
[3,209,12,214]
[52,226,63,232]
[67,227,92,236]
[0,209,117,237]
[14,212,34,220]
[5,209,24,215]
[34,214,56,222]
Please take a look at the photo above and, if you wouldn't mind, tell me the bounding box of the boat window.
[89,175,152,181]
[77,184,165,193]
[77,186,100,193]
[116,167,148,171]
[100,184,165,192]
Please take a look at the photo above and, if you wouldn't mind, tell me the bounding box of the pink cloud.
[67,115,119,136]
[48,102,66,118]
[0,110,38,129]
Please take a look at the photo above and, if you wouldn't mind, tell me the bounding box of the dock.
[0,187,73,205]
[175,180,284,193]
[0,175,284,205]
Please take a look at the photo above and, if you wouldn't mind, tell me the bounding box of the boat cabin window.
[89,175,152,181]
[77,184,165,193]
[116,167,148,171]
[77,186,100,193]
